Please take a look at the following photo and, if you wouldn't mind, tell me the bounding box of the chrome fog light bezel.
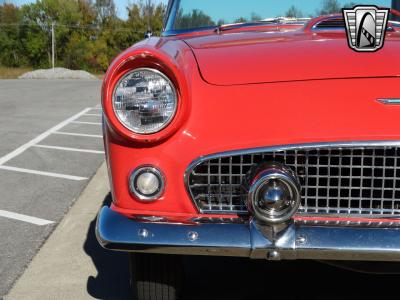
[129,166,165,201]
[247,163,301,224]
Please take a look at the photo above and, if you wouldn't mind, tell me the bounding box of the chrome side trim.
[311,16,345,31]
[295,218,400,228]
[295,212,400,220]
[310,16,395,32]
[377,99,400,105]
[191,217,248,224]
[184,140,400,214]
[97,206,400,261]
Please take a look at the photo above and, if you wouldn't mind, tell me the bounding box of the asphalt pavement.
[0,80,104,298]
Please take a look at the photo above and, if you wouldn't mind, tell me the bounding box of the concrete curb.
[5,163,114,300]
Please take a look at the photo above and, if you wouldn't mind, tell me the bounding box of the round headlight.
[113,68,177,134]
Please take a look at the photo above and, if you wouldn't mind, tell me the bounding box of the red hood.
[184,30,400,85]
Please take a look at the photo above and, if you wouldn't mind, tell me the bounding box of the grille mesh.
[187,145,400,217]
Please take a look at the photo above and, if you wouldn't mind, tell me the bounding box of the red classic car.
[97,0,400,299]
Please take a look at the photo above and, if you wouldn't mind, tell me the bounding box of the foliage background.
[0,0,360,73]
[0,0,165,72]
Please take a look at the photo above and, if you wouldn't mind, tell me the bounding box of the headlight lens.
[113,68,177,134]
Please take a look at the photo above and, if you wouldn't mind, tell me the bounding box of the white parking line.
[0,166,88,181]
[84,113,102,117]
[53,132,103,138]
[71,121,102,125]
[0,108,92,166]
[0,209,54,226]
[34,144,105,154]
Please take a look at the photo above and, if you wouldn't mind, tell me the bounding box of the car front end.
[96,0,400,298]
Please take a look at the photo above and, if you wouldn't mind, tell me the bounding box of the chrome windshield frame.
[163,0,399,36]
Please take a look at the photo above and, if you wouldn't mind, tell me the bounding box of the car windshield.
[165,0,399,33]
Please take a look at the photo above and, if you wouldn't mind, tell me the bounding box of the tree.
[216,19,226,26]
[343,2,358,8]
[251,13,262,22]
[174,9,215,29]
[318,0,341,15]
[20,0,90,67]
[0,3,24,66]
[94,0,116,24]
[78,0,97,26]
[286,5,303,18]
[0,0,168,73]
[126,0,165,37]
[234,17,248,23]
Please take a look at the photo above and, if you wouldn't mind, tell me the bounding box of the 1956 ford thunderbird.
[96,0,400,299]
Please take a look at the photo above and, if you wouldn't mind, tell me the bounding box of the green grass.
[0,66,33,79]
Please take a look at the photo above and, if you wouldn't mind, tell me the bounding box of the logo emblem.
[343,5,390,52]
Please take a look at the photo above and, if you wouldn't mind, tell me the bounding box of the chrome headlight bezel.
[112,68,178,135]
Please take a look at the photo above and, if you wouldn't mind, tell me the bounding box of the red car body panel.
[102,25,400,221]
[185,30,400,85]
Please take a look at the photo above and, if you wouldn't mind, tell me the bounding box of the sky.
[8,0,168,20]
[7,0,394,21]
[178,0,393,22]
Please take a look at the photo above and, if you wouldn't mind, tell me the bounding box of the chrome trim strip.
[295,213,400,220]
[96,206,253,257]
[311,16,345,30]
[191,217,248,224]
[97,206,400,261]
[377,99,400,105]
[310,16,395,32]
[184,140,400,214]
[293,226,400,261]
[295,219,400,228]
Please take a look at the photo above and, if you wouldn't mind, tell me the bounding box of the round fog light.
[129,166,165,201]
[247,163,301,224]
[258,179,292,211]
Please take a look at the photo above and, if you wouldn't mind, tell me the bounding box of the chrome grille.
[186,143,400,217]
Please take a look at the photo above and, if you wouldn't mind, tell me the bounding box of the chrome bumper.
[96,206,400,261]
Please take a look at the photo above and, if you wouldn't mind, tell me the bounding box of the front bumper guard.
[96,206,400,261]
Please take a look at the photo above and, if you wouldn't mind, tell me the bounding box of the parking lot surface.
[0,80,104,297]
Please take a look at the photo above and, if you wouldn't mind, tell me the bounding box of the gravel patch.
[19,68,98,80]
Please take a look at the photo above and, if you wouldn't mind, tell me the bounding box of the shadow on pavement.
[84,193,131,300]
[83,194,400,300]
